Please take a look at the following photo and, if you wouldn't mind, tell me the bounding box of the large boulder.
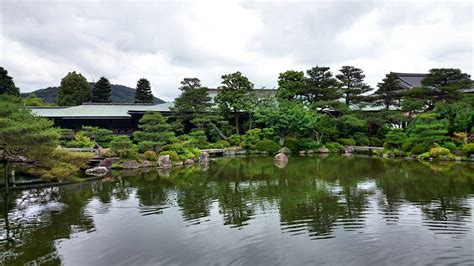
[184,159,195,165]
[158,155,172,168]
[98,158,117,169]
[122,160,138,169]
[343,146,355,154]
[316,146,330,153]
[85,166,109,177]
[278,147,291,154]
[274,152,288,163]
[139,160,153,168]
[199,152,209,163]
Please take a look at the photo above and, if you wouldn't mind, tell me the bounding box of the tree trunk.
[210,123,228,140]
[234,112,240,135]
[248,113,253,131]
[3,161,8,193]
[279,129,285,146]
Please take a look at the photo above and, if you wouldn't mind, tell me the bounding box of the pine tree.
[0,66,19,96]
[276,70,307,101]
[305,66,342,111]
[57,71,90,106]
[135,78,154,103]
[133,112,177,152]
[92,77,112,103]
[373,72,402,110]
[336,66,371,106]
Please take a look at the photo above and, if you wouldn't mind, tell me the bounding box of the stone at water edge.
[175,161,184,166]
[199,152,209,163]
[122,160,139,169]
[316,147,330,153]
[158,155,172,168]
[184,159,195,164]
[85,166,109,177]
[274,153,288,162]
[98,158,117,169]
[278,147,291,154]
[343,146,355,154]
[139,160,153,168]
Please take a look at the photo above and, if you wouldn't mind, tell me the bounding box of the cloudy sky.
[1,0,472,101]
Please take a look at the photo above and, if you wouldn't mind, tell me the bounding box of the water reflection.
[1,156,473,265]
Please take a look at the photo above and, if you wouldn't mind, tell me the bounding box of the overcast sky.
[1,0,472,101]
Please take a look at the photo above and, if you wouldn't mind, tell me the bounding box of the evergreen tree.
[0,66,19,96]
[305,66,342,111]
[276,70,307,101]
[215,71,254,134]
[135,78,154,103]
[23,93,46,106]
[171,78,212,129]
[336,66,371,106]
[373,72,402,110]
[92,77,112,103]
[133,112,177,152]
[57,71,90,106]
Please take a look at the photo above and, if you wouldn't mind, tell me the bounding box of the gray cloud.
[0,0,472,101]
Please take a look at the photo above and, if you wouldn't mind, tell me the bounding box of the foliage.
[23,93,46,106]
[110,136,139,160]
[338,138,356,146]
[215,71,254,134]
[276,70,306,101]
[57,71,90,106]
[383,130,407,149]
[407,114,448,147]
[134,112,177,152]
[161,143,199,162]
[441,142,457,151]
[429,147,451,157]
[80,126,113,147]
[228,134,241,146]
[64,132,94,148]
[143,151,158,161]
[298,138,320,150]
[336,66,371,106]
[283,137,299,152]
[254,139,280,153]
[325,142,343,153]
[159,150,180,163]
[0,66,19,96]
[372,72,401,110]
[411,144,426,155]
[187,130,209,148]
[461,143,474,155]
[91,76,112,103]
[368,137,382,147]
[135,78,154,103]
[207,140,230,149]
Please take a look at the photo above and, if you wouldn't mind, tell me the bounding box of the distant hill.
[21,83,165,104]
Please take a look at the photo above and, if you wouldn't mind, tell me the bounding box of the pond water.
[1,156,473,265]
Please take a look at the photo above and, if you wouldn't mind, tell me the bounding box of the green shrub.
[299,138,319,150]
[110,136,139,160]
[401,142,414,152]
[284,137,299,152]
[383,130,407,149]
[242,128,263,145]
[441,142,457,151]
[368,137,382,147]
[429,147,451,157]
[228,134,241,146]
[418,152,431,160]
[81,126,113,148]
[143,151,158,161]
[212,140,230,149]
[188,130,209,148]
[461,143,474,155]
[161,142,199,161]
[64,132,94,148]
[159,150,180,162]
[255,139,280,153]
[325,142,342,153]
[355,136,369,146]
[338,138,356,146]
[411,144,426,155]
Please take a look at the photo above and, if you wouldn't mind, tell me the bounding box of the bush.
[159,150,180,162]
[383,130,407,149]
[325,142,342,153]
[299,138,319,150]
[161,142,199,162]
[338,138,356,146]
[429,147,451,157]
[110,136,139,160]
[368,137,382,147]
[401,142,414,152]
[81,126,113,148]
[411,144,426,155]
[188,130,209,148]
[255,139,280,153]
[418,152,431,160]
[441,142,457,151]
[461,143,474,155]
[355,136,369,146]
[228,134,241,146]
[212,140,230,149]
[284,137,299,152]
[64,132,94,148]
[143,151,158,161]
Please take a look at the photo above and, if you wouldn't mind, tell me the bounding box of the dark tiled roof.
[393,72,427,89]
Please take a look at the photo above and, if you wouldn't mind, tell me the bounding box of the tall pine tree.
[0,66,19,96]
[336,66,371,106]
[373,72,402,110]
[135,78,154,103]
[92,77,112,103]
[305,66,342,111]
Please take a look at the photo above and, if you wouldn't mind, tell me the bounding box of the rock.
[298,150,306,155]
[343,146,355,154]
[455,157,461,161]
[175,161,184,166]
[452,150,464,156]
[98,158,117,169]
[274,152,288,163]
[122,160,138,169]
[140,160,153,168]
[278,147,291,154]
[184,159,194,164]
[223,150,236,156]
[85,166,109,177]
[158,155,172,168]
[307,150,314,154]
[236,150,249,155]
[199,152,209,163]
[316,147,330,153]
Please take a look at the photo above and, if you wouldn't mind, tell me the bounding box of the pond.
[1,155,473,265]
